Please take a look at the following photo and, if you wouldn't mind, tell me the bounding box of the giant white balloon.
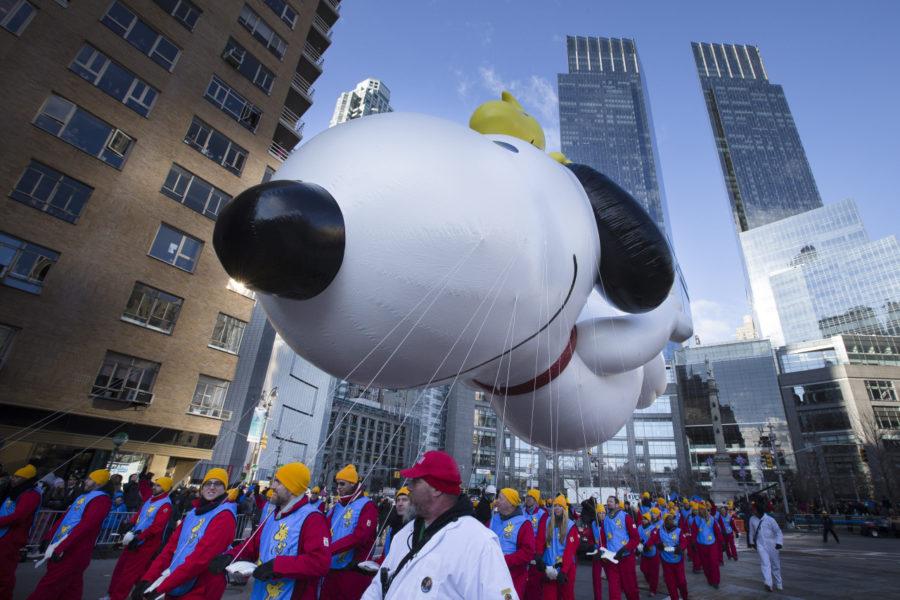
[213,111,692,451]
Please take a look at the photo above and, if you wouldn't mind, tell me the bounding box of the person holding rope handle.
[131,468,236,599]
[321,464,378,600]
[105,476,174,600]
[0,464,41,600]
[208,462,331,600]
[361,451,517,600]
[28,469,113,600]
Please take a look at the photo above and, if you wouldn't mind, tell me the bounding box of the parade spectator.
[822,511,840,543]
[123,474,142,511]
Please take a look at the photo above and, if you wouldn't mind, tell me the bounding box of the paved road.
[13,531,900,599]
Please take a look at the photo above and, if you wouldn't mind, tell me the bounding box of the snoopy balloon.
[214,92,693,451]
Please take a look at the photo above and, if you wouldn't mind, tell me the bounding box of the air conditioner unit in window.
[106,129,132,157]
[91,386,153,405]
[223,47,244,68]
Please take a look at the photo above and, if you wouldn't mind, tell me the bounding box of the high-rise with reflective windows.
[692,42,822,233]
[0,0,340,481]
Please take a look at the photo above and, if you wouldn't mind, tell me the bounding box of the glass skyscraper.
[559,36,670,236]
[740,198,900,345]
[692,42,822,233]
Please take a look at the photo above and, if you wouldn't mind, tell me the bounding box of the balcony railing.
[269,140,290,162]
[291,73,315,100]
[303,42,324,66]
[312,15,332,38]
[280,106,302,132]
[322,0,341,12]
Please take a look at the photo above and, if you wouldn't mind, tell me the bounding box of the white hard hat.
[485,485,497,494]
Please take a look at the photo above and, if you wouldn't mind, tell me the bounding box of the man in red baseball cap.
[361,451,518,600]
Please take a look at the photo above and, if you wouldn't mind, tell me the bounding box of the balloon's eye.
[493,141,519,153]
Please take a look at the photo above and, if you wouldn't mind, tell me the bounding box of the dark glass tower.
[692,42,822,232]
[558,36,670,237]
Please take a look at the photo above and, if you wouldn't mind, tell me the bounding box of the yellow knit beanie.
[275,462,311,495]
[499,488,521,507]
[89,469,110,486]
[335,464,359,484]
[14,464,37,479]
[202,468,229,488]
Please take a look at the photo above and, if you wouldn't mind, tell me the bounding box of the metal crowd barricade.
[24,510,138,557]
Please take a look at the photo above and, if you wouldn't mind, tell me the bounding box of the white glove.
[357,561,381,573]
[122,531,136,546]
[637,543,644,552]
[145,568,170,594]
[585,549,598,557]
[225,561,257,577]
[544,566,558,580]
[599,548,619,564]
[663,545,675,553]
[35,540,62,568]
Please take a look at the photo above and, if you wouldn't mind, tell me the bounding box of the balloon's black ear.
[567,163,674,313]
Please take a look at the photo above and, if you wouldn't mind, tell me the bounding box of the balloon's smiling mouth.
[410,254,579,387]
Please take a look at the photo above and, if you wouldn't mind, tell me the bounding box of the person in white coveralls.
[747,503,784,593]
[361,451,519,600]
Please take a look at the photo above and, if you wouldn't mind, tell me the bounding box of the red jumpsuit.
[638,526,661,594]
[524,508,548,600]
[602,511,641,600]
[501,520,535,600]
[720,513,738,561]
[227,497,332,600]
[691,516,723,587]
[0,487,41,600]
[661,529,689,600]
[140,503,236,599]
[541,524,578,600]
[585,520,604,600]
[28,491,112,600]
[107,493,173,600]
[320,498,378,600]
[682,513,701,572]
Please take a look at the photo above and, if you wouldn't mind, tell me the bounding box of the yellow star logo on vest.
[343,507,354,526]
[265,581,285,599]
[503,521,514,538]
[274,522,290,554]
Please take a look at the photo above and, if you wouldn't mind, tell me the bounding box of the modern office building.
[329,77,392,127]
[691,42,821,233]
[0,0,339,481]
[675,340,795,491]
[740,199,900,345]
[777,334,900,501]
[558,36,670,235]
[320,395,420,492]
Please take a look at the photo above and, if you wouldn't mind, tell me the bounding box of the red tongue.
[473,327,577,396]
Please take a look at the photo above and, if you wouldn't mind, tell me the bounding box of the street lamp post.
[109,431,129,471]
[762,424,790,517]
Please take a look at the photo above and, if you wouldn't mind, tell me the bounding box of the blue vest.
[542,519,574,567]
[603,511,632,556]
[679,508,691,523]
[639,523,657,557]
[694,515,717,546]
[525,507,546,537]
[490,512,528,555]
[310,498,323,510]
[640,504,652,517]
[717,513,733,535]
[133,495,172,546]
[659,527,682,564]
[250,502,319,600]
[591,521,603,549]
[328,496,372,569]
[261,502,276,523]
[0,487,40,537]
[383,525,394,556]
[167,502,236,597]
[52,489,106,543]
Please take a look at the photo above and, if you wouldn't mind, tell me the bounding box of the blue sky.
[302,0,899,344]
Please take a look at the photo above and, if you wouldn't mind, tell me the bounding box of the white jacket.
[361,514,519,600]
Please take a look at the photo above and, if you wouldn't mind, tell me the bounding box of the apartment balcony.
[270,121,303,162]
[307,15,332,53]
[318,0,340,27]
[296,42,324,82]
[285,73,314,114]
[279,106,304,135]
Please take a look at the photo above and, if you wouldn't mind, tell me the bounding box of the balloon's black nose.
[213,180,345,300]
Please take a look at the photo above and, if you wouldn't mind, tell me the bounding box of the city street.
[12,531,900,599]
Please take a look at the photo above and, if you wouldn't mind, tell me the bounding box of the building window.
[91,351,159,405]
[70,44,159,117]
[161,164,230,220]
[189,375,231,419]
[204,75,262,132]
[0,232,58,294]
[798,407,852,433]
[865,380,897,402]
[791,382,844,406]
[10,161,92,223]
[0,323,18,370]
[262,0,297,29]
[152,0,201,31]
[34,95,134,169]
[222,37,274,95]
[148,223,202,272]
[101,1,181,71]
[1,0,36,35]
[873,406,900,429]
[262,166,275,183]
[238,5,286,60]
[122,282,183,333]
[209,312,246,353]
[184,117,247,175]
